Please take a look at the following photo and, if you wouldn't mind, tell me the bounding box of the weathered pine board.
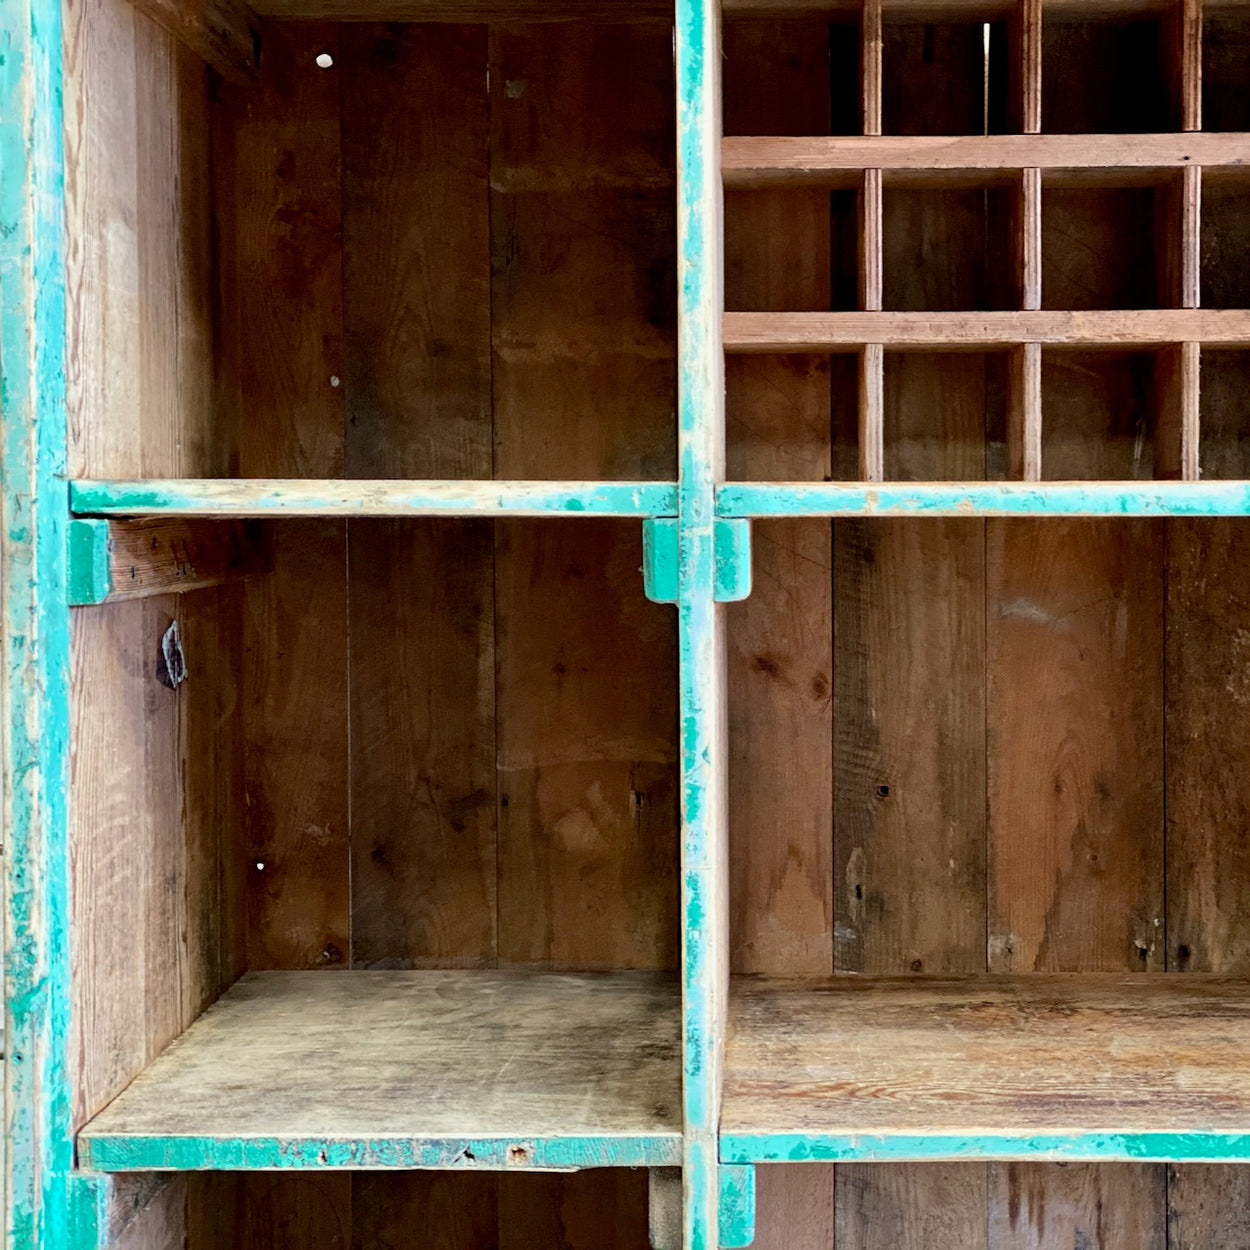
[723,976,1250,1141]
[723,20,837,1249]
[80,971,681,1165]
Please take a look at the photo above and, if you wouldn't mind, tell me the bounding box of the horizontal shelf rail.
[70,479,680,519]
[721,1131,1250,1165]
[717,481,1250,517]
[724,310,1250,352]
[722,133,1250,187]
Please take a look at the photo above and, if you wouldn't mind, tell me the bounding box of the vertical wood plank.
[1008,342,1042,481]
[498,1171,652,1250]
[1166,521,1250,972]
[1168,1165,1250,1248]
[490,24,678,1241]
[862,0,882,136]
[241,520,349,969]
[724,21,835,1248]
[216,21,344,479]
[1166,519,1250,1248]
[1012,0,1043,133]
[340,24,496,975]
[988,1164,1165,1250]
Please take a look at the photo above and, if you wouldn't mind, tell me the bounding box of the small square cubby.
[883,184,1017,312]
[883,352,1010,480]
[723,19,863,138]
[1042,182,1167,311]
[1203,8,1250,131]
[1043,13,1173,132]
[1201,171,1250,310]
[1199,350,1250,480]
[883,15,1014,136]
[1041,349,1164,479]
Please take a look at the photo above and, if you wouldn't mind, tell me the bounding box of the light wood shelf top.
[79,970,681,1172]
[722,975,1250,1162]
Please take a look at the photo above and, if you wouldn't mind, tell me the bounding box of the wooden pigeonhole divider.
[5,0,1250,1243]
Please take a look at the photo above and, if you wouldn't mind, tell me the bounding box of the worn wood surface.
[725,309,1250,352]
[724,976,1250,1138]
[128,0,258,81]
[722,133,1250,185]
[82,971,681,1150]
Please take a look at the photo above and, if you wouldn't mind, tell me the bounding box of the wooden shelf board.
[724,310,1250,352]
[722,975,1250,1163]
[78,971,681,1172]
[717,480,1250,516]
[69,479,679,519]
[722,133,1250,187]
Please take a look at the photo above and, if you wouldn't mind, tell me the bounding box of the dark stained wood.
[988,1163,1165,1250]
[838,1166,987,1250]
[129,0,258,82]
[215,21,345,479]
[723,21,837,1247]
[498,1171,652,1249]
[341,25,495,972]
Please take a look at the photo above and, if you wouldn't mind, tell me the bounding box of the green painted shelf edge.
[721,1132,1250,1164]
[719,480,1250,517]
[69,479,680,518]
[79,1134,682,1173]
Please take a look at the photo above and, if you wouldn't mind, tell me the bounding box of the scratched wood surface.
[724,976,1250,1137]
[83,971,681,1146]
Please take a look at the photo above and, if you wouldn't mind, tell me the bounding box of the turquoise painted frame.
[722,1132,1250,1164]
[674,0,726,1238]
[79,1133,681,1173]
[1,0,74,1242]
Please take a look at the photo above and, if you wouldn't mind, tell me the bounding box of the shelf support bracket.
[642,517,752,604]
[67,518,112,605]
[718,1163,757,1248]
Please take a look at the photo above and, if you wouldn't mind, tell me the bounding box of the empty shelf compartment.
[722,975,1250,1163]
[79,970,681,1172]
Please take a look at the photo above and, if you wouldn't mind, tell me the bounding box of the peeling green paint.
[66,518,111,605]
[79,1133,682,1173]
[1,0,74,1241]
[717,1164,756,1248]
[720,1132,1250,1164]
[646,518,751,604]
[718,480,1250,518]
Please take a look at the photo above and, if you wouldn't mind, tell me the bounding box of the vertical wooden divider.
[859,0,885,484]
[1008,0,1042,481]
[724,20,835,1248]
[490,23,678,1248]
